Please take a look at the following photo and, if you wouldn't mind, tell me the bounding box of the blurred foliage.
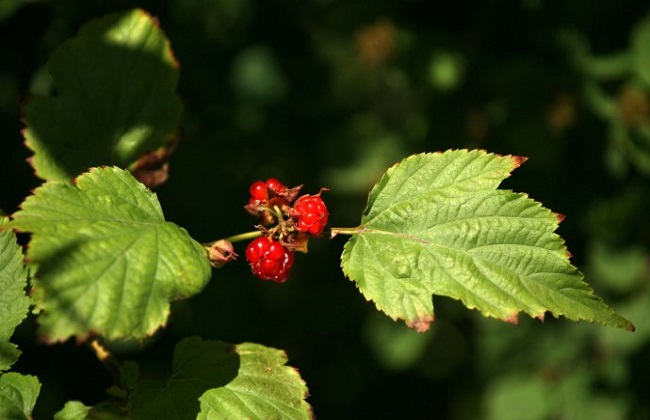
[2,0,650,418]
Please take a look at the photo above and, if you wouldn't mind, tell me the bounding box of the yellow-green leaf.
[340,150,634,332]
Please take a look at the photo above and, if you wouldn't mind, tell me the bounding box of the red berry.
[249,181,268,201]
[245,236,268,264]
[265,178,286,195]
[245,237,295,282]
[266,241,286,260]
[292,194,329,236]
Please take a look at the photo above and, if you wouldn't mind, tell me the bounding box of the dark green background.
[2,1,649,418]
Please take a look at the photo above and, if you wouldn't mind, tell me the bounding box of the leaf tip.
[511,155,528,167]
[503,313,519,325]
[24,154,37,174]
[136,8,156,22]
[21,128,43,180]
[556,213,566,224]
[407,314,434,333]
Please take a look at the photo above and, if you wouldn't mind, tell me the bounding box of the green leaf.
[633,17,650,88]
[55,399,127,419]
[54,401,92,420]
[0,373,41,419]
[0,221,31,372]
[129,338,311,420]
[340,150,634,332]
[12,167,211,342]
[198,342,312,420]
[23,8,181,180]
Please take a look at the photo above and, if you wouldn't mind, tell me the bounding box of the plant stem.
[224,230,263,243]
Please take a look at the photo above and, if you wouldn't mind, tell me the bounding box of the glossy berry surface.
[265,178,286,195]
[249,181,268,201]
[292,195,329,236]
[245,237,295,282]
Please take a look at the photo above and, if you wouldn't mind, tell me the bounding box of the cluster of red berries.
[244,178,328,282]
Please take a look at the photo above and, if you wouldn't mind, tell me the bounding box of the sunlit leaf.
[0,373,40,419]
[0,220,30,371]
[53,401,92,420]
[198,342,312,420]
[340,150,634,332]
[23,8,181,180]
[12,167,211,342]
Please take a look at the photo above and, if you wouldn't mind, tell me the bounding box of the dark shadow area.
[129,338,240,419]
[3,1,650,418]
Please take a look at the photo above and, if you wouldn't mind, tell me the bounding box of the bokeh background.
[2,0,650,418]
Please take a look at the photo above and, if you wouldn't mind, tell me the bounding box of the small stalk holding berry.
[207,178,329,283]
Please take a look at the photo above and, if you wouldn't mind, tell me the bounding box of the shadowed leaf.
[23,8,181,181]
[12,167,211,342]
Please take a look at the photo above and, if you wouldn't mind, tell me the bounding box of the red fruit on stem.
[265,178,286,195]
[245,236,268,264]
[292,194,329,236]
[249,180,268,201]
[245,237,295,282]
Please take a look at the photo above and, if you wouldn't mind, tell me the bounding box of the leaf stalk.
[329,227,363,237]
